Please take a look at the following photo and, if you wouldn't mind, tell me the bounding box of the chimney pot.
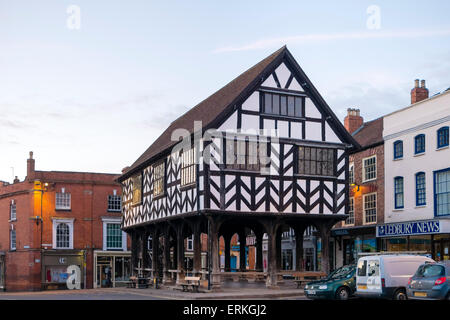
[415,79,420,88]
[421,80,426,88]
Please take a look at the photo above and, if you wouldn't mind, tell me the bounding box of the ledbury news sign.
[376,219,450,237]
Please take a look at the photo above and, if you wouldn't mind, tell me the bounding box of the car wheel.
[394,289,407,300]
[336,287,350,300]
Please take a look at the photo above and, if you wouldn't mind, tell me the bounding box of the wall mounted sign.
[377,220,440,237]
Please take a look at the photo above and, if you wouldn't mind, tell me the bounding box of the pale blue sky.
[1,0,449,181]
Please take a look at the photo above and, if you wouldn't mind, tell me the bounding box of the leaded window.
[225,139,262,171]
[153,162,165,197]
[262,92,304,117]
[394,177,404,209]
[363,156,376,181]
[56,223,70,248]
[132,174,142,205]
[181,148,196,187]
[435,169,450,216]
[364,193,377,224]
[108,195,122,212]
[416,172,426,206]
[106,223,122,250]
[55,192,71,210]
[298,146,335,176]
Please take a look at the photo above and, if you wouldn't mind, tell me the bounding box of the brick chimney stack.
[26,151,35,181]
[411,79,429,104]
[344,108,363,134]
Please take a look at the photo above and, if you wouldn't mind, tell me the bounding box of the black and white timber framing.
[119,46,360,289]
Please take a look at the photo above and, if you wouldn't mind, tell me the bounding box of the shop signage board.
[377,220,441,237]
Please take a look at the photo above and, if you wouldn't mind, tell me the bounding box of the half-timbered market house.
[119,46,360,289]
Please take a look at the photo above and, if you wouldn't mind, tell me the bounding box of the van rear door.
[357,258,382,294]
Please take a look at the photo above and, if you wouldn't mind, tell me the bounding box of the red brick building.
[0,152,130,291]
[332,109,385,268]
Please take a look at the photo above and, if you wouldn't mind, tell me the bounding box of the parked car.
[407,261,450,300]
[355,254,435,300]
[305,265,356,300]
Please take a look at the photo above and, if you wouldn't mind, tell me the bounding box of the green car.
[305,265,356,300]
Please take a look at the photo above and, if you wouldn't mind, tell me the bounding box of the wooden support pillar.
[162,228,171,284]
[176,224,185,284]
[224,233,231,272]
[130,231,139,276]
[266,222,279,289]
[276,230,282,271]
[151,229,160,280]
[193,224,202,277]
[239,230,246,272]
[209,217,221,291]
[142,230,149,274]
[319,224,331,275]
[295,226,305,271]
[256,231,263,272]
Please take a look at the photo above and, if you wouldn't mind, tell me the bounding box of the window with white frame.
[52,219,74,249]
[108,194,122,212]
[349,163,354,185]
[55,189,71,210]
[102,218,126,251]
[10,200,16,221]
[10,229,16,251]
[364,193,377,224]
[345,197,355,225]
[363,156,376,182]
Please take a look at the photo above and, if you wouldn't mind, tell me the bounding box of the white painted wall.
[384,91,450,223]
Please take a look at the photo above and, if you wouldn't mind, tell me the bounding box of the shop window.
[437,126,449,148]
[414,134,425,154]
[415,172,426,206]
[362,156,376,182]
[435,168,450,216]
[393,140,403,159]
[394,177,404,209]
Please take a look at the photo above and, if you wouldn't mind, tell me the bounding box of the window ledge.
[362,178,377,183]
[392,208,404,212]
[55,208,71,212]
[8,219,17,223]
[414,152,425,157]
[363,222,377,226]
[180,183,196,191]
[393,157,403,161]
[436,145,449,151]
[152,194,166,201]
[415,205,427,208]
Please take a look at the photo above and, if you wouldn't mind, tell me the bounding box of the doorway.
[433,236,450,262]
[96,256,112,288]
[0,254,5,290]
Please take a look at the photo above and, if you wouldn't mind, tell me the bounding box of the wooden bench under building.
[292,271,327,289]
[180,276,201,292]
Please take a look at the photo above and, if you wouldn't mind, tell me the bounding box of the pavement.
[0,280,307,300]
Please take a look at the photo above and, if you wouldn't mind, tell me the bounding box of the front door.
[0,255,4,290]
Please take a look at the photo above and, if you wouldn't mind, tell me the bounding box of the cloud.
[213,29,450,53]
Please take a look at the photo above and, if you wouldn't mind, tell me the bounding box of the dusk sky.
[1,0,449,182]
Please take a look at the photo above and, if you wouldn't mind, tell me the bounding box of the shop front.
[42,250,85,290]
[376,219,450,261]
[332,225,378,268]
[94,251,131,288]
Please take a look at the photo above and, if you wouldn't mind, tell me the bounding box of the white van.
[355,254,435,300]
